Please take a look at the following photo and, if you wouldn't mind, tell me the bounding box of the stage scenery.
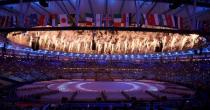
[0,0,210,110]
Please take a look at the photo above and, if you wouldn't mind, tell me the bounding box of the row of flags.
[141,14,184,29]
[0,13,200,30]
[0,16,18,28]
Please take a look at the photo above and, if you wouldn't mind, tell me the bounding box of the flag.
[162,15,167,26]
[0,16,5,27]
[158,14,164,26]
[29,14,38,27]
[113,14,122,27]
[102,14,112,27]
[85,13,94,26]
[124,14,131,27]
[59,14,69,27]
[95,14,102,27]
[49,14,57,27]
[68,14,76,26]
[24,16,30,27]
[2,16,9,27]
[12,16,18,27]
[173,16,178,28]
[38,15,45,26]
[143,14,148,25]
[154,14,159,26]
[147,14,156,26]
[122,13,131,27]
[165,15,173,28]
[178,16,183,29]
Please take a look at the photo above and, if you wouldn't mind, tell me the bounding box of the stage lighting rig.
[39,0,48,7]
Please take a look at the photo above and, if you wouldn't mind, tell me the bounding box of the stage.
[16,79,195,103]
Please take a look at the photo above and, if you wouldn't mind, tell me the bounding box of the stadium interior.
[0,0,210,110]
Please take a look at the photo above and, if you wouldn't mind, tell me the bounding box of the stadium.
[0,0,210,110]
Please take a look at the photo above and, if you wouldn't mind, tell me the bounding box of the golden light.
[7,30,206,54]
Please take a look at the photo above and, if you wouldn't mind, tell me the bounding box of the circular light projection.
[7,31,206,54]
[47,81,164,92]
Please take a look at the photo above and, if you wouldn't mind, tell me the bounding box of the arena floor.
[16,79,195,103]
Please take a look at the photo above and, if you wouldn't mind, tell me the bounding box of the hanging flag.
[24,16,30,27]
[5,16,11,27]
[178,16,183,29]
[153,14,159,26]
[147,14,156,26]
[143,14,148,26]
[102,14,112,27]
[158,14,164,26]
[196,19,203,30]
[0,16,5,27]
[59,14,69,27]
[12,16,18,27]
[49,14,57,27]
[162,15,167,26]
[29,14,38,27]
[173,16,178,28]
[68,14,76,26]
[165,15,173,28]
[95,14,102,27]
[126,13,131,27]
[38,15,45,26]
[85,13,94,26]
[113,14,122,27]
[122,13,131,27]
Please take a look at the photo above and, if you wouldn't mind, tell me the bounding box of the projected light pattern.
[7,30,206,54]
[47,81,164,92]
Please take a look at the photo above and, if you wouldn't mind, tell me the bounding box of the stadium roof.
[0,0,210,21]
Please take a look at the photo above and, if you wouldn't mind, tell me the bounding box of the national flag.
[173,16,178,28]
[59,14,69,27]
[102,14,112,27]
[162,15,167,26]
[122,13,131,27]
[95,14,102,27]
[38,15,45,26]
[143,14,148,25]
[158,14,164,26]
[0,16,5,27]
[24,16,30,27]
[154,14,159,26]
[2,16,9,27]
[68,14,76,26]
[85,13,94,26]
[113,14,122,27]
[178,16,183,29]
[29,14,38,27]
[12,16,18,27]
[147,14,156,26]
[165,15,173,28]
[49,14,57,27]
[125,13,131,27]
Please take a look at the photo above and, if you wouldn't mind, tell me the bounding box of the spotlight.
[39,0,48,7]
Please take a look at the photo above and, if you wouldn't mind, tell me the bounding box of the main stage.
[16,79,195,103]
